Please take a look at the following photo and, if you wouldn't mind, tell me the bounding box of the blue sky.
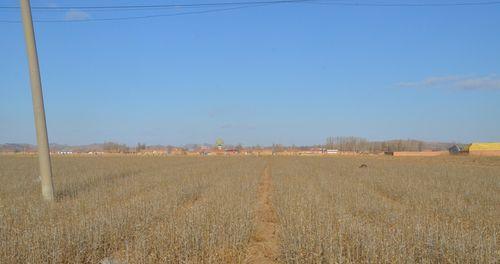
[1,0,500,146]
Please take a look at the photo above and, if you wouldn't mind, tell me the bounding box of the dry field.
[0,155,498,263]
[272,156,499,263]
[0,156,266,263]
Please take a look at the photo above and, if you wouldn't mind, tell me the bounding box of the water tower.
[215,138,224,150]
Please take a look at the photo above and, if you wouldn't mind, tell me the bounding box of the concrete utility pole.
[20,0,55,201]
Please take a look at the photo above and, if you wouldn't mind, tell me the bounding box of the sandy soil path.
[243,164,280,264]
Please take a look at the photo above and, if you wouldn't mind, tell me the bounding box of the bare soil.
[244,164,280,264]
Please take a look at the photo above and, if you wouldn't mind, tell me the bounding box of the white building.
[325,149,339,155]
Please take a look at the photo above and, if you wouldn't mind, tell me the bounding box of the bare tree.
[136,143,146,152]
[103,142,129,153]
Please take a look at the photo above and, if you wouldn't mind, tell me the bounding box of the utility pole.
[20,0,55,201]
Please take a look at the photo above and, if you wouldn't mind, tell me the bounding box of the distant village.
[1,137,499,157]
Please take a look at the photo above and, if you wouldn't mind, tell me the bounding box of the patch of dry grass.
[0,156,265,263]
[271,156,499,263]
[1,155,498,263]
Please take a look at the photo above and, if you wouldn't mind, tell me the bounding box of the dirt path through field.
[244,164,280,264]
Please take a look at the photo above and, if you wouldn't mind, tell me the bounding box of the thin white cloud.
[65,9,90,21]
[397,75,500,91]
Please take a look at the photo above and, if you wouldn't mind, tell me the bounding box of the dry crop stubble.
[0,156,265,263]
[271,156,499,263]
[0,155,498,263]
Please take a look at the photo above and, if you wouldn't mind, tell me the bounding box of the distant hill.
[0,143,36,152]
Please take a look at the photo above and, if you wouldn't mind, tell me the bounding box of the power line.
[0,0,311,10]
[1,0,499,23]
[0,3,275,23]
[307,0,500,6]
[0,0,309,23]
[1,0,500,10]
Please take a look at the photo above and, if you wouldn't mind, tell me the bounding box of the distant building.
[448,144,469,155]
[469,143,500,156]
[224,148,239,155]
[168,148,186,156]
[299,148,323,156]
[325,149,339,155]
[196,146,210,156]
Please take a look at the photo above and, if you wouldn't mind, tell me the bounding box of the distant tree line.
[1,139,454,154]
[136,143,147,152]
[103,142,130,153]
[324,137,449,153]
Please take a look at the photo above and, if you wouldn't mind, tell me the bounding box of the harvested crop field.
[0,155,499,263]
